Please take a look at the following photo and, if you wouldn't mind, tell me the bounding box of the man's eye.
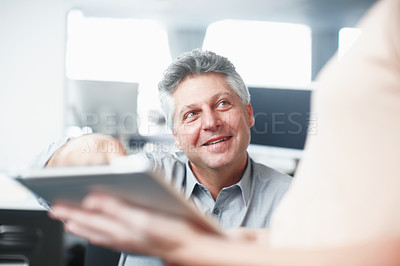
[185,111,198,120]
[217,100,230,108]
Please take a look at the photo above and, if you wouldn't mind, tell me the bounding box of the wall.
[0,0,70,171]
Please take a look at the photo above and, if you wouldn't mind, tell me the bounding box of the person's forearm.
[49,193,400,266]
[165,236,400,266]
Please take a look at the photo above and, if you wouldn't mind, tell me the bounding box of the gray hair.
[158,49,250,129]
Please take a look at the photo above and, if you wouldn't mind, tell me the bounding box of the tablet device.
[14,166,222,235]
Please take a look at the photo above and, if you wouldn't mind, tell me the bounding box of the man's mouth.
[202,136,232,146]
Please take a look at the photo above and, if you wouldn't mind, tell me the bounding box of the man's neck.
[190,156,248,200]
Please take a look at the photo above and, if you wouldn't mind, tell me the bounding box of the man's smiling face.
[172,72,254,172]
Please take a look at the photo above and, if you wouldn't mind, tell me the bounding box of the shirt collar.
[184,156,253,206]
[184,162,200,200]
[236,156,252,207]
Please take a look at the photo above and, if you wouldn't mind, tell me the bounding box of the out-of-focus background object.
[0,0,376,173]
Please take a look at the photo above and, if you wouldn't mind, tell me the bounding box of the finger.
[51,203,147,252]
[48,203,76,221]
[82,193,155,230]
[83,192,217,240]
[81,193,204,251]
[65,219,114,246]
[82,193,173,246]
[51,203,131,239]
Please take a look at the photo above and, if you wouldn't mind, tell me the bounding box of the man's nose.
[201,109,222,131]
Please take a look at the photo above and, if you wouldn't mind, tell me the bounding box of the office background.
[0,0,376,174]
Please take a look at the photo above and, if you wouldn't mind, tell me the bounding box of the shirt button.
[213,208,220,215]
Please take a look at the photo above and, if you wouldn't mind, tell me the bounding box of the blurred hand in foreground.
[49,192,228,265]
[46,134,127,167]
[49,192,400,266]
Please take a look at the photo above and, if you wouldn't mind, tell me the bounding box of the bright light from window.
[65,10,172,135]
[338,27,362,59]
[66,10,171,83]
[203,19,312,87]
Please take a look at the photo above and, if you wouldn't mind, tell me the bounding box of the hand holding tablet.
[15,165,222,235]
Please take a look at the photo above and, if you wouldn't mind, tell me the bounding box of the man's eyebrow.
[214,91,233,99]
[178,103,198,118]
[177,91,234,118]
[210,92,235,103]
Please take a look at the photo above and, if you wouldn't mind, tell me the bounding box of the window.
[65,10,171,135]
[338,27,362,59]
[202,19,312,87]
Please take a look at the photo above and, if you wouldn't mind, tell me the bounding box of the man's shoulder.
[141,150,187,185]
[251,159,292,186]
[144,150,187,164]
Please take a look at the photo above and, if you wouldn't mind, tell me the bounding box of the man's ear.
[172,130,183,150]
[246,103,255,127]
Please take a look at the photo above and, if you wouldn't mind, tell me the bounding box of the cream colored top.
[269,0,400,248]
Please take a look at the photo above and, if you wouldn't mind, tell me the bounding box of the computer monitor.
[248,87,312,150]
[66,79,139,139]
[247,87,312,173]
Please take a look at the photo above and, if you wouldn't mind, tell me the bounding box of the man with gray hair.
[41,49,292,266]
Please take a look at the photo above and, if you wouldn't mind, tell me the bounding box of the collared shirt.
[119,150,292,266]
[184,157,252,229]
